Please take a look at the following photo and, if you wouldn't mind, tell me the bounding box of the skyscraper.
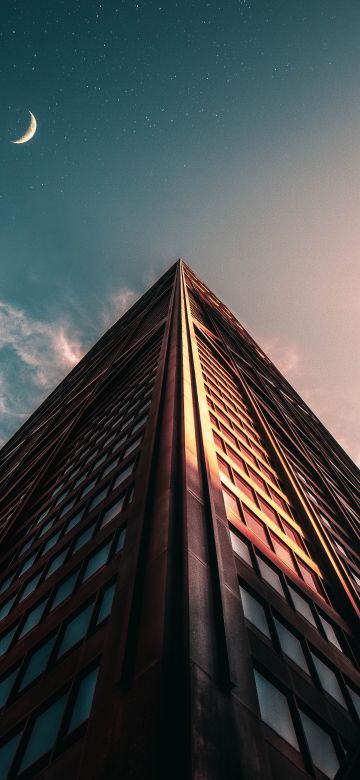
[0,259,358,780]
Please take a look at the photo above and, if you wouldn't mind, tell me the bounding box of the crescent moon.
[11,111,37,144]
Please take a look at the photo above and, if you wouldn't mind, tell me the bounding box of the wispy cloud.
[102,287,139,328]
[0,301,84,443]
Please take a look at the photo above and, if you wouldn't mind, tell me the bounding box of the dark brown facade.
[0,259,359,780]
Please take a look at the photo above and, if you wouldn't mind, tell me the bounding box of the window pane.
[50,572,77,611]
[318,614,342,651]
[0,627,16,657]
[101,496,125,528]
[82,542,111,582]
[89,487,109,510]
[311,654,347,709]
[222,488,240,520]
[274,619,309,674]
[66,509,85,533]
[115,527,126,553]
[19,637,55,691]
[81,480,96,498]
[0,730,22,778]
[60,499,75,517]
[288,587,316,626]
[18,554,37,576]
[254,670,299,750]
[239,587,271,638]
[243,507,268,545]
[257,557,284,596]
[73,524,95,553]
[299,710,339,778]
[0,595,16,622]
[67,666,98,733]
[19,693,68,772]
[229,530,252,565]
[43,531,61,554]
[0,667,19,708]
[46,548,68,578]
[57,603,94,658]
[19,599,47,638]
[346,683,360,718]
[114,462,134,488]
[96,583,116,625]
[19,574,41,603]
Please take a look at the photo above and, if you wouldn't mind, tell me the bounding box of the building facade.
[0,259,359,780]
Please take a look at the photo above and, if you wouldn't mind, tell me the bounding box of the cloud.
[0,301,84,443]
[257,335,302,379]
[102,287,139,327]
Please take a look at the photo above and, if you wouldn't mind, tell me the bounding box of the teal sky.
[1,0,359,463]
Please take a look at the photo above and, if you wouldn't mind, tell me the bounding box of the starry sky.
[1,0,359,464]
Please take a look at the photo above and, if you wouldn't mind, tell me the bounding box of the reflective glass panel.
[19,636,56,691]
[67,666,98,733]
[19,693,67,772]
[239,587,271,638]
[254,670,299,750]
[299,710,339,778]
[274,619,310,674]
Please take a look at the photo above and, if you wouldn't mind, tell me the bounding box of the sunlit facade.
[0,260,358,779]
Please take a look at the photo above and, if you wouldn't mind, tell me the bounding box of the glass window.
[239,587,271,638]
[0,575,14,596]
[19,573,42,603]
[123,436,142,458]
[311,654,347,709]
[114,462,135,488]
[39,518,54,537]
[55,490,68,506]
[81,479,97,498]
[93,455,107,470]
[112,435,128,453]
[67,665,99,733]
[299,710,339,778]
[60,499,75,518]
[0,626,17,657]
[270,535,296,571]
[57,602,94,658]
[73,524,96,553]
[82,541,112,582]
[0,595,17,622]
[96,582,116,625]
[46,548,69,578]
[19,537,34,557]
[257,557,284,596]
[89,487,108,510]
[50,572,78,611]
[18,553,37,576]
[74,473,87,488]
[222,487,240,520]
[19,636,56,691]
[19,599,47,638]
[243,507,268,545]
[114,527,126,553]
[42,530,61,554]
[101,496,125,528]
[0,666,19,708]
[229,530,252,565]
[66,509,85,534]
[274,619,309,674]
[318,614,342,651]
[0,730,22,778]
[288,586,316,627]
[132,415,148,434]
[19,692,68,772]
[346,683,360,718]
[254,670,299,750]
[102,458,119,478]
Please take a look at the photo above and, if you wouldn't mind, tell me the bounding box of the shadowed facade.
[0,260,359,779]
